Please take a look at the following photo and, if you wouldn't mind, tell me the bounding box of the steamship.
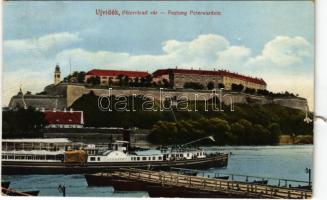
[1,138,229,175]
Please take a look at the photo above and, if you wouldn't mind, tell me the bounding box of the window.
[180,154,183,157]
[97,157,100,161]
[152,157,156,160]
[148,157,151,160]
[137,157,140,161]
[90,157,95,161]
[142,157,147,161]
[158,157,162,160]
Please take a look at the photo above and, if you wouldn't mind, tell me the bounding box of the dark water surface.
[2,145,313,197]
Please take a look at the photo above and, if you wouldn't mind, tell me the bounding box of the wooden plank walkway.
[99,168,312,198]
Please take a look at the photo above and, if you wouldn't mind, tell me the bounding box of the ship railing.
[161,148,203,153]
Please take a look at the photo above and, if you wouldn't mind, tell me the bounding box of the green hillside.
[71,92,313,145]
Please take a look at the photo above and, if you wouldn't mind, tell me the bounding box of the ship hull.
[2,154,228,175]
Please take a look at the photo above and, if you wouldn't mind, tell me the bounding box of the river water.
[1,145,313,197]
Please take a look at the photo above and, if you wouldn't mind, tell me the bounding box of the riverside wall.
[43,128,154,148]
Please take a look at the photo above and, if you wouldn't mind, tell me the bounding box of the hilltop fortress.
[8,65,308,111]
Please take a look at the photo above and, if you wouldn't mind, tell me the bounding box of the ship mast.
[180,135,215,147]
[20,84,27,109]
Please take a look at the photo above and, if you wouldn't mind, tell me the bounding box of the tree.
[140,77,146,87]
[63,71,86,83]
[162,79,170,88]
[148,121,178,144]
[145,75,153,87]
[230,121,246,145]
[184,82,205,90]
[36,91,48,95]
[252,124,270,144]
[205,118,231,145]
[218,83,225,89]
[2,107,47,138]
[268,123,282,144]
[207,81,215,90]
[231,84,244,92]
[133,77,140,87]
[231,119,254,145]
[117,74,125,87]
[77,71,86,83]
[108,77,113,87]
[123,75,130,86]
[86,76,100,86]
[257,89,270,96]
[245,87,256,94]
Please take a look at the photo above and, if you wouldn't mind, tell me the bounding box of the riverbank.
[3,127,312,147]
[279,135,313,145]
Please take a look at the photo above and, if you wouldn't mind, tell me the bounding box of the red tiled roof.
[153,68,266,85]
[86,69,149,78]
[44,111,83,125]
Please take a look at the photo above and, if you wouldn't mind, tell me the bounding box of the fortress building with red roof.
[85,69,150,86]
[152,68,267,90]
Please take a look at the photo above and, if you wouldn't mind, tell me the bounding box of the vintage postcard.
[1,0,314,198]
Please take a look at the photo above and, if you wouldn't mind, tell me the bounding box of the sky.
[2,1,314,109]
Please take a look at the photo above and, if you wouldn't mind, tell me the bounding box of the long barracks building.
[152,68,267,90]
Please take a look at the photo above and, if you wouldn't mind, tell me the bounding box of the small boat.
[1,181,10,189]
[1,187,39,196]
[22,190,40,196]
[214,175,229,180]
[290,185,312,190]
[181,171,198,176]
[251,180,268,185]
[170,167,198,176]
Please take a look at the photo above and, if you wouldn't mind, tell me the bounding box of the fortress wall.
[67,84,89,107]
[8,95,66,110]
[8,84,307,111]
[272,98,308,111]
[65,84,308,111]
[44,84,68,97]
[66,85,249,107]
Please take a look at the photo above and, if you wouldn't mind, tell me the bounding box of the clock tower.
[54,64,61,85]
